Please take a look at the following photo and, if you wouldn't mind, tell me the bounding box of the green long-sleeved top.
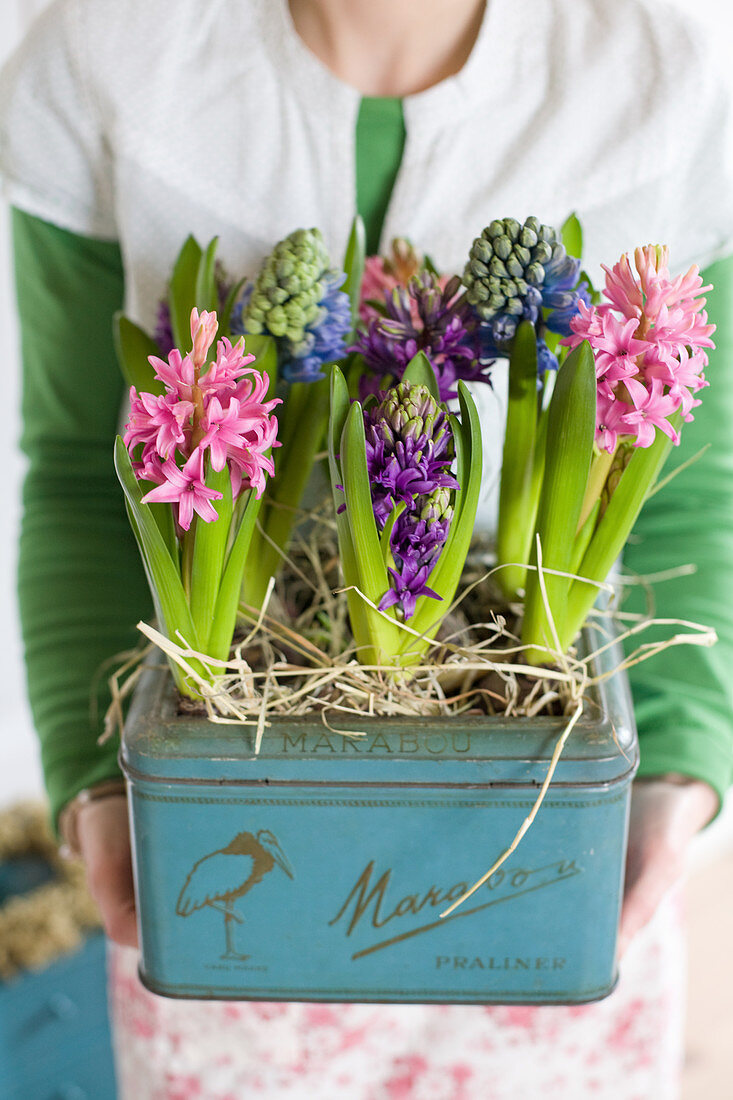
[11,98,733,827]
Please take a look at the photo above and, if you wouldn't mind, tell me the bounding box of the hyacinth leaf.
[568,498,600,581]
[403,382,482,654]
[521,340,596,664]
[244,375,330,609]
[423,253,440,278]
[146,496,178,562]
[219,275,249,335]
[562,415,681,652]
[120,496,187,698]
[242,332,278,399]
[210,489,262,661]
[169,235,203,351]
[340,401,402,659]
[328,366,372,653]
[345,352,368,399]
[342,215,366,337]
[195,237,220,316]
[188,465,233,650]
[496,320,538,599]
[379,502,407,571]
[113,313,165,397]
[402,350,440,403]
[560,212,583,259]
[114,437,209,694]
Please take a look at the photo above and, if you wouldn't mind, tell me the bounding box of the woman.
[1,0,731,1095]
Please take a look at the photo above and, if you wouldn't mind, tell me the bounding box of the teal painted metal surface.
[0,935,116,1099]
[121,622,638,1004]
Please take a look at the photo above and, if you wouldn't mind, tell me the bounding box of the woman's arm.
[12,207,153,831]
[617,253,733,950]
[624,254,733,808]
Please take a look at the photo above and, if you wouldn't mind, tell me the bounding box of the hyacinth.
[353,272,494,403]
[359,238,449,323]
[463,216,590,373]
[124,308,280,531]
[361,382,459,619]
[242,228,351,383]
[154,261,234,357]
[564,245,715,453]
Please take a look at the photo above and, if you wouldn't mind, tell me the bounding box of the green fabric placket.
[355,96,406,254]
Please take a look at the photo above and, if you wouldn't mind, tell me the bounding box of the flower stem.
[496,322,539,600]
[577,444,616,533]
[241,377,330,609]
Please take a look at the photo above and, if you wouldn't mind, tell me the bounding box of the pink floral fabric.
[108,889,685,1100]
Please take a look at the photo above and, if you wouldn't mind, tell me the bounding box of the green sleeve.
[12,207,153,830]
[624,254,733,809]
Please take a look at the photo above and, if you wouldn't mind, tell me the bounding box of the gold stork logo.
[329,858,580,960]
[176,830,294,960]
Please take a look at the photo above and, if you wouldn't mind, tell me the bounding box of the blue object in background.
[0,843,117,1100]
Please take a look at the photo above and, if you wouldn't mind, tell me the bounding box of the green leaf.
[340,400,402,659]
[114,437,201,653]
[329,365,351,470]
[560,212,583,259]
[568,498,600,580]
[195,236,220,316]
[402,350,440,402]
[496,320,538,598]
[169,235,203,350]
[188,464,233,650]
[342,215,366,338]
[521,340,596,661]
[328,366,372,657]
[345,352,368,399]
[113,313,165,396]
[563,415,681,649]
[246,375,330,607]
[340,403,392,604]
[210,490,262,660]
[379,502,406,570]
[404,382,482,652]
[242,332,278,397]
[219,275,249,335]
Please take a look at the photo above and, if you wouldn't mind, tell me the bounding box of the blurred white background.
[1,0,733,856]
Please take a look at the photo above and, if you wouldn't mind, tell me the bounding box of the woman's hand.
[618,776,718,956]
[76,795,139,948]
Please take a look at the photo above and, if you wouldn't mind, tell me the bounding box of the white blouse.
[1,0,731,529]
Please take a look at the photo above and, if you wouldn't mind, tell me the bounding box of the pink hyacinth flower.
[190,308,219,369]
[620,379,681,448]
[564,242,715,450]
[124,389,194,460]
[593,313,649,387]
[595,391,629,453]
[142,449,223,530]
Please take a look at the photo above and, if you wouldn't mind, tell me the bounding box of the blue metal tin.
[121,621,638,1004]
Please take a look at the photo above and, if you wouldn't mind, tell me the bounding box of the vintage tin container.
[121,620,638,1004]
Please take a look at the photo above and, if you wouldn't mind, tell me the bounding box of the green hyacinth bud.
[380,381,448,449]
[244,228,332,352]
[463,215,561,322]
[420,486,453,526]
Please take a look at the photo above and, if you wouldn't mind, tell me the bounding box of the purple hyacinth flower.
[359,382,458,621]
[353,272,494,403]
